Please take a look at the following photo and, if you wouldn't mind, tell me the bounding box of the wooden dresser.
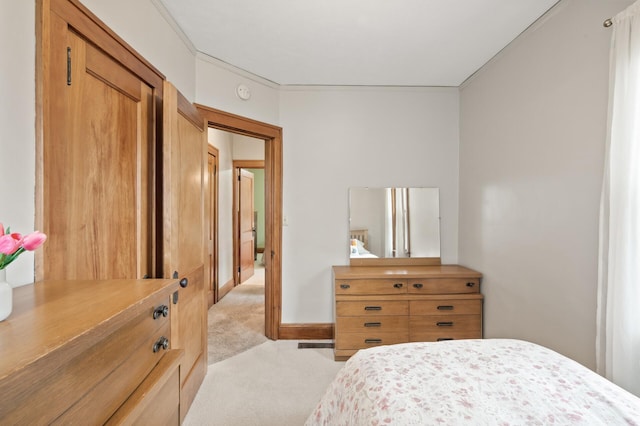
[0,279,183,424]
[333,265,483,361]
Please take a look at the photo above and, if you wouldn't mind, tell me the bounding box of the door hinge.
[66,47,72,86]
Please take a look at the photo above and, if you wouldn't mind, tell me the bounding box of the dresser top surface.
[333,264,482,279]
[0,279,178,382]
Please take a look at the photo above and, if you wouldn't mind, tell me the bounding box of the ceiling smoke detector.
[236,84,251,100]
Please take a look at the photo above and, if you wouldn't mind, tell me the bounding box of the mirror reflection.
[349,187,440,259]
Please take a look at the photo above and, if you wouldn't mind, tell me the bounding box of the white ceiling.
[158,0,560,87]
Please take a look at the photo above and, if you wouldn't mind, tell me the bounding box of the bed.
[305,339,640,425]
[349,229,378,258]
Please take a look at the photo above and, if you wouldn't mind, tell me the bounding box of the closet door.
[38,3,160,280]
[239,169,255,283]
[162,81,207,420]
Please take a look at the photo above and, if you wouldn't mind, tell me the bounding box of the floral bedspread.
[305,339,640,425]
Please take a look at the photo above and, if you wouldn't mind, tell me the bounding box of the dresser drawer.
[4,292,173,425]
[106,350,183,425]
[409,331,482,342]
[336,316,408,333]
[51,294,173,424]
[336,331,409,349]
[410,299,482,316]
[335,279,408,295]
[407,278,480,294]
[336,300,408,316]
[410,314,481,342]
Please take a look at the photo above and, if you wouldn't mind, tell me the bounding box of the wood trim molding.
[194,104,281,139]
[178,91,205,131]
[233,160,265,169]
[349,257,442,267]
[278,324,334,340]
[217,277,234,301]
[196,104,283,340]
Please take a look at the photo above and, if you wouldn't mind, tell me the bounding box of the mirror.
[349,187,440,263]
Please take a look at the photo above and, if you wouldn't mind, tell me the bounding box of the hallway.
[207,262,266,363]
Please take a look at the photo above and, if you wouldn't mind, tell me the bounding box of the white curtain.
[596,0,640,396]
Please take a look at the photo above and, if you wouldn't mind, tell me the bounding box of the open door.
[207,146,219,307]
[162,81,207,421]
[239,169,255,283]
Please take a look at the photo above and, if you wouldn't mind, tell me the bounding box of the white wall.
[232,135,265,161]
[208,129,235,287]
[459,0,634,369]
[195,54,280,125]
[80,0,196,100]
[0,0,37,285]
[279,87,460,322]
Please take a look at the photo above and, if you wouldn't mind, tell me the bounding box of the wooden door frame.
[207,145,219,306]
[195,104,282,340]
[233,160,265,288]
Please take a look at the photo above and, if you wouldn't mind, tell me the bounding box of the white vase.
[0,269,12,321]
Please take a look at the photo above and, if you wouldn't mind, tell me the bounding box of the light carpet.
[184,340,345,426]
[208,273,268,364]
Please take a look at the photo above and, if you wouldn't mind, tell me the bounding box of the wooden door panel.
[175,117,205,275]
[162,81,207,421]
[175,266,204,385]
[206,148,218,307]
[42,30,153,280]
[85,42,141,101]
[239,169,255,283]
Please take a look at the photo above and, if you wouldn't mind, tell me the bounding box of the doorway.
[206,145,219,308]
[196,104,282,340]
[234,160,265,287]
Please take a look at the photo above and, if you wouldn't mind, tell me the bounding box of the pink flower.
[22,231,47,251]
[0,223,47,270]
[0,233,22,255]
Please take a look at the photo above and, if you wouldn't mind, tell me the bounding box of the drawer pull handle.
[340,284,350,289]
[180,277,189,288]
[437,305,454,311]
[365,339,382,344]
[364,306,382,311]
[437,321,454,327]
[437,337,453,342]
[466,282,475,287]
[364,322,381,327]
[152,305,169,319]
[153,336,169,353]
[413,283,423,289]
[393,283,403,289]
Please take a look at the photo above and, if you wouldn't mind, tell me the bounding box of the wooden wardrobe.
[36,0,207,421]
